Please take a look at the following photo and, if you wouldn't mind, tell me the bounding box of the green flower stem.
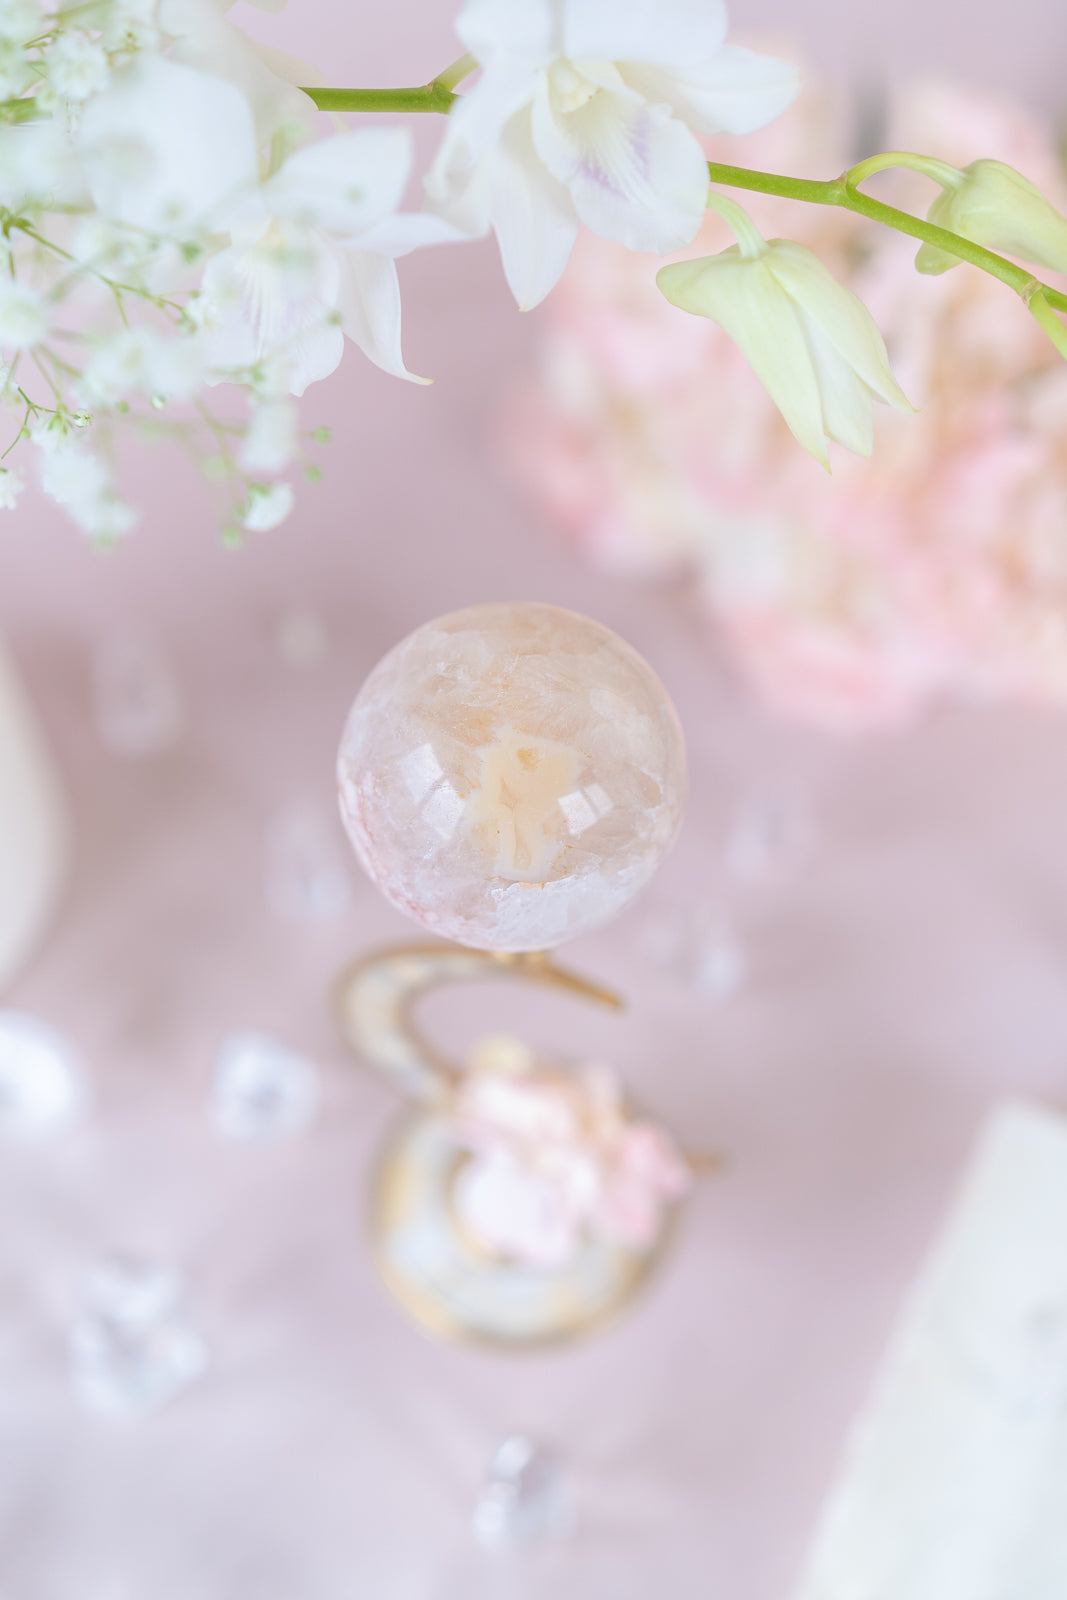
[705,160,1067,318]
[1029,290,1067,360]
[704,188,765,258]
[0,95,46,125]
[30,348,63,406]
[846,149,962,190]
[9,219,182,313]
[302,53,476,115]
[302,84,454,114]
[1,390,36,462]
[434,52,478,92]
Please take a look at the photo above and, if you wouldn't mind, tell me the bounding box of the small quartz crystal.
[209,1031,320,1141]
[643,903,747,1000]
[91,630,183,755]
[264,803,353,920]
[725,783,815,884]
[472,1434,575,1549]
[338,604,686,951]
[0,1011,88,1136]
[69,1256,207,1416]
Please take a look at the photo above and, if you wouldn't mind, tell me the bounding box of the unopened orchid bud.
[917,159,1067,276]
[658,231,914,469]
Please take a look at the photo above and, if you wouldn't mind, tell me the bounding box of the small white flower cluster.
[0,0,799,540]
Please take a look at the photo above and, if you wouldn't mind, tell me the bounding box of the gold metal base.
[337,940,698,1349]
[368,1106,679,1350]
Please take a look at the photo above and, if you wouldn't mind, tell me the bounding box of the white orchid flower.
[657,196,914,468]
[426,0,799,309]
[916,159,1067,277]
[78,54,259,237]
[198,126,462,395]
[159,0,320,147]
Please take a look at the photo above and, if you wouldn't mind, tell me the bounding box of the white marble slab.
[794,1101,1067,1600]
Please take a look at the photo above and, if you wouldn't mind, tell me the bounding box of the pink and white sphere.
[337,603,686,952]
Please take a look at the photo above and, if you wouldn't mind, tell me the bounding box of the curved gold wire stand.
[334,942,706,1349]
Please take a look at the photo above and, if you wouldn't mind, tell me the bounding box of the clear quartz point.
[690,912,748,1000]
[69,1256,207,1416]
[91,631,183,755]
[264,804,353,920]
[209,1031,319,1142]
[472,1434,575,1549]
[0,1011,88,1136]
[725,782,815,885]
[643,902,747,1000]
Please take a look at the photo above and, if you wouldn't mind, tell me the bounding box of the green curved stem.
[704,188,764,258]
[301,53,476,115]
[0,95,46,125]
[434,52,478,92]
[1029,291,1067,359]
[706,159,1067,317]
[846,149,962,190]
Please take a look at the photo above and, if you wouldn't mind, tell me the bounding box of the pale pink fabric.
[3,2,1067,1597]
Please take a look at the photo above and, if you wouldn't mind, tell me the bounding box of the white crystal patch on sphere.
[337,604,686,951]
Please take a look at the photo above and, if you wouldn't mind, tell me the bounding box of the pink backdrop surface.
[4,3,1067,1596]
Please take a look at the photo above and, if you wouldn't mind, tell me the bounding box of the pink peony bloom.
[507,75,1067,729]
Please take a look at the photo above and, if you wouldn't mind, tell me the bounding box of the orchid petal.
[920,159,1067,276]
[205,306,345,398]
[455,0,559,65]
[658,251,830,466]
[489,108,580,309]
[252,40,329,94]
[424,137,494,237]
[274,320,346,396]
[801,318,876,456]
[561,0,728,70]
[160,0,314,145]
[78,55,258,235]
[765,240,913,413]
[429,56,541,177]
[531,75,707,252]
[619,46,800,137]
[200,225,344,396]
[354,212,471,260]
[338,251,428,384]
[265,127,412,240]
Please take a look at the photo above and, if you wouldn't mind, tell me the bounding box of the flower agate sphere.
[337,604,686,951]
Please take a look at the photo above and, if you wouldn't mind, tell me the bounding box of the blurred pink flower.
[449,1038,690,1268]
[508,75,1067,729]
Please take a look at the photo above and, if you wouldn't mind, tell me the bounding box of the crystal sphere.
[337,603,686,951]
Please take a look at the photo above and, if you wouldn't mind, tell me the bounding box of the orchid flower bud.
[657,204,914,469]
[916,159,1067,276]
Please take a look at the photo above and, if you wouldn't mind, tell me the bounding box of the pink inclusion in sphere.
[337,603,687,952]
